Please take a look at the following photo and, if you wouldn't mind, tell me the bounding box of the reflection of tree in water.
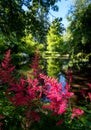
[46,58,63,78]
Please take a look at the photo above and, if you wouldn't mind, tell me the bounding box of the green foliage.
[21,34,38,54]
[0,0,26,38]
[0,0,62,58]
[65,0,91,69]
[0,0,61,43]
[29,112,71,130]
[0,86,26,130]
[47,18,64,53]
[68,52,89,70]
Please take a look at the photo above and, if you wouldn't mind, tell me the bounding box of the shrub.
[0,50,87,130]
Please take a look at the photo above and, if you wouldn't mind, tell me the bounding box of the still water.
[42,56,69,78]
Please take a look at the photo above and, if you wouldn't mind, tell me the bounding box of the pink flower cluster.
[71,107,84,119]
[40,74,74,115]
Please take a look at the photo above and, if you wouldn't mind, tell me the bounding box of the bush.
[0,50,91,130]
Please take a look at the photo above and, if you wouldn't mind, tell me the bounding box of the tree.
[21,33,44,55]
[0,0,62,53]
[25,0,61,44]
[47,18,64,53]
[0,0,61,41]
[25,4,50,44]
[66,0,91,68]
[0,0,26,38]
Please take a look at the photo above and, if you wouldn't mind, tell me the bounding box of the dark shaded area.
[71,67,91,91]
[69,67,91,106]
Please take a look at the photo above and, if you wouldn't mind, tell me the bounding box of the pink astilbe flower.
[71,107,84,119]
[30,49,41,78]
[0,50,15,85]
[1,50,11,69]
[64,83,74,98]
[7,76,43,106]
[40,74,74,115]
[27,78,43,99]
[57,100,67,114]
[6,77,29,106]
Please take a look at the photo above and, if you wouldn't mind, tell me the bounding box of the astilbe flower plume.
[29,49,41,79]
[71,107,84,119]
[40,74,74,115]
[0,50,15,86]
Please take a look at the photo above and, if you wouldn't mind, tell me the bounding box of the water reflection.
[43,56,68,77]
[46,57,63,78]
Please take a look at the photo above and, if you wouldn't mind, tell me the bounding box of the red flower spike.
[30,49,41,78]
[0,50,16,85]
[1,50,11,69]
